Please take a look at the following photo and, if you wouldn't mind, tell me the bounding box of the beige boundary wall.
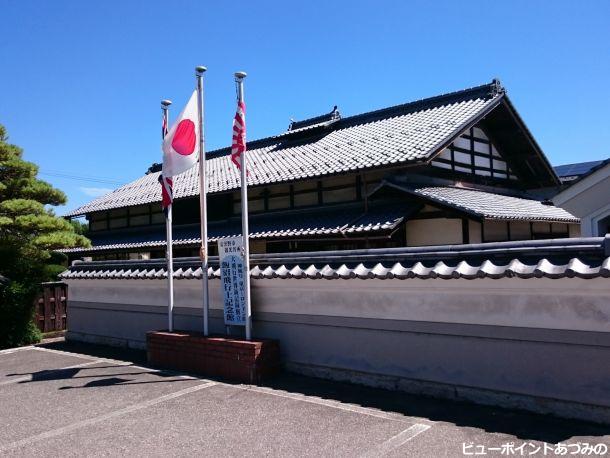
[65,276,610,424]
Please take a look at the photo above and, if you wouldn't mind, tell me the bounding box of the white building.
[553,159,610,236]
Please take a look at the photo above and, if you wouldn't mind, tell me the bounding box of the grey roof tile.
[66,82,503,217]
[62,201,416,253]
[384,182,579,223]
[60,237,610,280]
[61,256,610,281]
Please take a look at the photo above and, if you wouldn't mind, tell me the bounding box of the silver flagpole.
[235,71,252,341]
[195,66,210,336]
[161,99,174,332]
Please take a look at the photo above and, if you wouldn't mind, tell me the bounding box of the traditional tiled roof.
[65,81,506,217]
[60,258,610,280]
[284,106,341,134]
[381,181,579,223]
[61,201,416,253]
[61,237,610,280]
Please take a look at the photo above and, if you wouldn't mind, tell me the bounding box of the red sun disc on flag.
[172,119,196,155]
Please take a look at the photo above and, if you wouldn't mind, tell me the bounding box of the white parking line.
[5,345,434,455]
[0,360,100,386]
[0,381,217,454]
[30,347,201,379]
[236,384,434,425]
[360,423,431,457]
[31,346,126,364]
[230,384,433,457]
[0,346,36,355]
[34,347,434,425]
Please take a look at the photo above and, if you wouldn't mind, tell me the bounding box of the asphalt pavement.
[0,340,608,457]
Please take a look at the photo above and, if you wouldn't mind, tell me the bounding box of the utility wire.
[42,168,125,181]
[39,170,126,185]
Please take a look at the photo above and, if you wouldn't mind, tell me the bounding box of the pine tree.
[0,124,90,347]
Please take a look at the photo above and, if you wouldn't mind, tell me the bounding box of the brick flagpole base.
[147,331,280,384]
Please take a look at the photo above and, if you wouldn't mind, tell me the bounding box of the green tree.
[0,124,90,348]
[70,218,89,237]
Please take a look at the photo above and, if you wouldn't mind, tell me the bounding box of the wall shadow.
[37,339,610,443]
[257,372,610,444]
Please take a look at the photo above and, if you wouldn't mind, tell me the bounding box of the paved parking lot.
[0,341,608,457]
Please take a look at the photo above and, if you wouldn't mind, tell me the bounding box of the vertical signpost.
[218,236,247,326]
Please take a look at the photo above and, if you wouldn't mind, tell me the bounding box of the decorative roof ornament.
[287,105,342,132]
[489,78,505,97]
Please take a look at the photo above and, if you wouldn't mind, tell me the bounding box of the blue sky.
[1,1,609,214]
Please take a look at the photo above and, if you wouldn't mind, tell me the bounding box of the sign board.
[218,236,246,325]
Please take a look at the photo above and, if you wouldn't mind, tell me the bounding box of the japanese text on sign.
[218,236,246,326]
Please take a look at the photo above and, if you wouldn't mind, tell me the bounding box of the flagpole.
[195,66,210,336]
[235,71,252,341]
[161,99,174,332]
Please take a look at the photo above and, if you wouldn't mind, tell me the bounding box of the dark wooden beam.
[462,218,470,244]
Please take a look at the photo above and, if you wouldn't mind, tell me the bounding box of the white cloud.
[80,187,113,197]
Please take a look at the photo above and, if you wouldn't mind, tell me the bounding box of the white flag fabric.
[162,90,199,177]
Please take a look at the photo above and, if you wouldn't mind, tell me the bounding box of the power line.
[39,172,123,185]
[39,170,126,185]
[42,168,125,181]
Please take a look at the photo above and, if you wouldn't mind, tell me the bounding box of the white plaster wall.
[65,275,610,420]
[469,220,482,243]
[569,224,582,237]
[554,169,610,237]
[558,177,610,219]
[68,279,224,310]
[406,218,463,246]
[67,277,610,334]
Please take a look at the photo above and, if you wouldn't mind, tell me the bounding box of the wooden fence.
[35,282,68,333]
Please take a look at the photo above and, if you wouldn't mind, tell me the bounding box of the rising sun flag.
[231,100,246,170]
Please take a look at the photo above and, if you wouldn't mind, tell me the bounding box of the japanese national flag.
[162,90,199,177]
